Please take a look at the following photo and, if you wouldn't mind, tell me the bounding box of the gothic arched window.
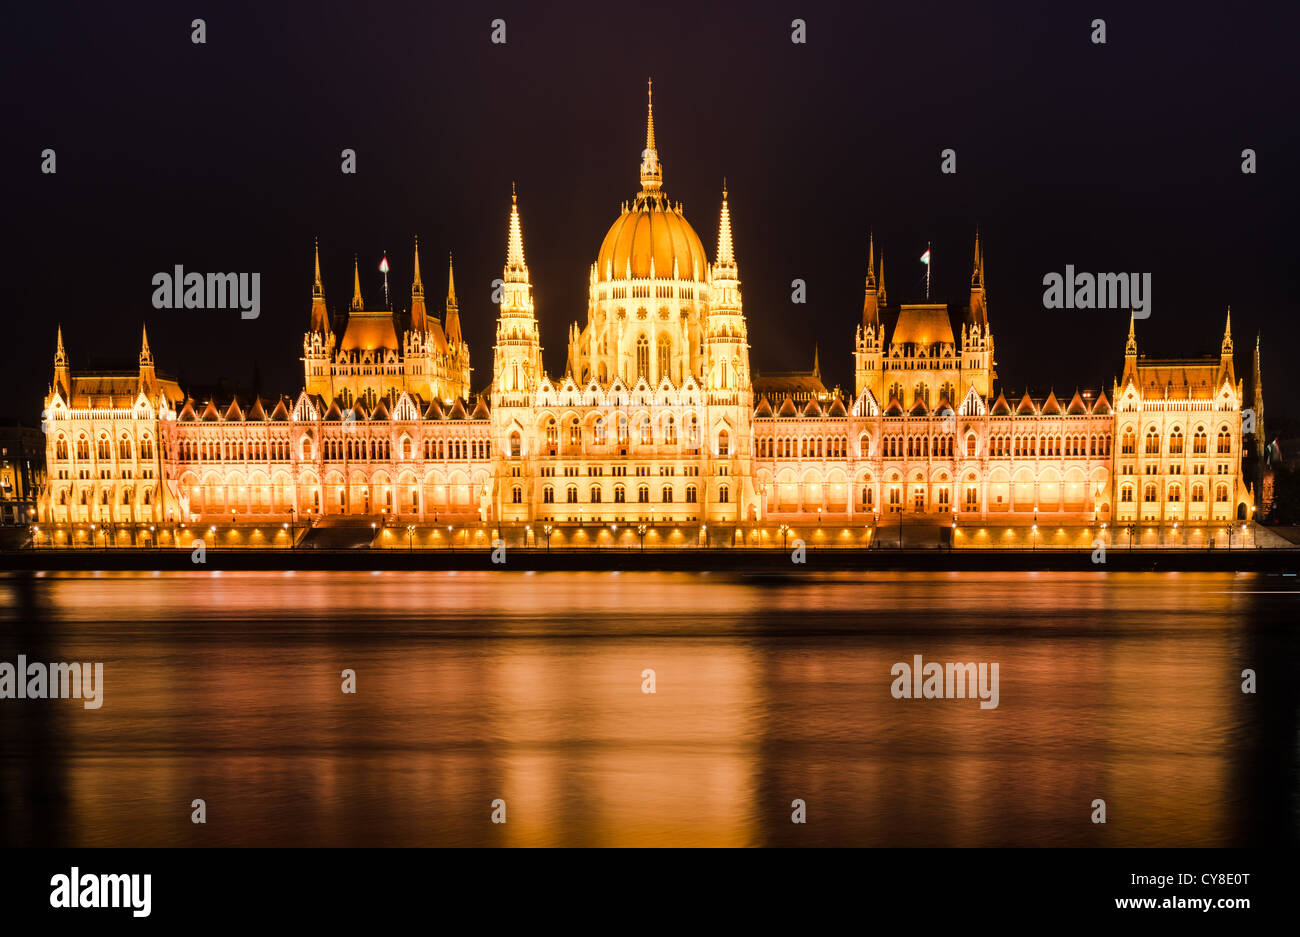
[636,335,650,380]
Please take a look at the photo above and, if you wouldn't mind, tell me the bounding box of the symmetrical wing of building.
[38,89,1265,544]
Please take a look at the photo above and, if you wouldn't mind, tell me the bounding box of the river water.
[0,570,1295,847]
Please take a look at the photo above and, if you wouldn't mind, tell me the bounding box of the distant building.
[0,420,45,524]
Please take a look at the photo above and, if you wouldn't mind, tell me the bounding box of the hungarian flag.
[379,255,390,274]
[920,249,931,265]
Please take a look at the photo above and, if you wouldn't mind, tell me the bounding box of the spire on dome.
[639,78,663,194]
[55,324,66,366]
[646,78,656,151]
[971,228,984,289]
[446,252,457,307]
[140,323,153,366]
[350,255,364,311]
[1125,309,1138,356]
[1222,306,1233,356]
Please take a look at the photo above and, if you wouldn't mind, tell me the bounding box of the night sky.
[3,0,1297,419]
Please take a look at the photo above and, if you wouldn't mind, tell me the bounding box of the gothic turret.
[445,253,462,347]
[309,239,331,337]
[492,186,543,399]
[409,237,429,333]
[138,323,156,396]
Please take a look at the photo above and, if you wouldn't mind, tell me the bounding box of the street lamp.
[637,524,646,551]
[448,525,454,552]
[544,524,553,553]
[779,523,789,551]
[407,524,416,552]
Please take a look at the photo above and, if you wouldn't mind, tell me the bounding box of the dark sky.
[3,0,1297,419]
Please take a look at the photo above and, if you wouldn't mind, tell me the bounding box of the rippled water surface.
[1,570,1296,846]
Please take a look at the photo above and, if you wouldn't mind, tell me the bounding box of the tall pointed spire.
[1125,309,1138,356]
[350,255,364,311]
[646,78,656,151]
[445,252,462,346]
[968,229,988,328]
[716,182,735,268]
[813,344,821,378]
[639,78,663,193]
[862,233,880,328]
[505,184,528,281]
[138,322,156,395]
[878,253,887,305]
[1217,306,1236,388]
[409,237,428,332]
[53,324,69,398]
[310,239,331,334]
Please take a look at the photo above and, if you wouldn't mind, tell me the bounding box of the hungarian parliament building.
[37,90,1264,547]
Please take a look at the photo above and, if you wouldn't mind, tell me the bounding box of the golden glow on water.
[0,571,1292,846]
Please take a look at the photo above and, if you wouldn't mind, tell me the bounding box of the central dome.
[596,197,708,282]
[595,80,709,283]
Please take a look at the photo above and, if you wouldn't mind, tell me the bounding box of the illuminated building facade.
[37,89,1259,545]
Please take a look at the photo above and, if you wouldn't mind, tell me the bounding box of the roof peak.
[638,79,664,195]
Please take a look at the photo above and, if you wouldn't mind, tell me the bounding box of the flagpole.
[926,241,931,300]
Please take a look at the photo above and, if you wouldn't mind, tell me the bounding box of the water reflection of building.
[35,85,1261,546]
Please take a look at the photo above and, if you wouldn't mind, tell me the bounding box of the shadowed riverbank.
[3,546,1300,572]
